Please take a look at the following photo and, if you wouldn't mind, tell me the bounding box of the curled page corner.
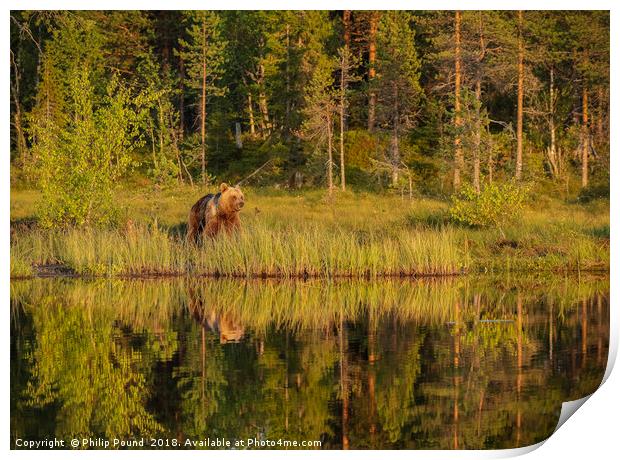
[553,395,593,433]
[489,396,595,459]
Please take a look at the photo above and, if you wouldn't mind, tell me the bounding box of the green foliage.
[32,70,146,228]
[449,181,528,232]
[374,11,422,126]
[11,11,609,192]
[178,11,227,98]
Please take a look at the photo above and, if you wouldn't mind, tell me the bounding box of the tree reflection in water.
[10,276,609,449]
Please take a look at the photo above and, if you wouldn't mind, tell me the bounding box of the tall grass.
[10,186,609,278]
[10,221,467,278]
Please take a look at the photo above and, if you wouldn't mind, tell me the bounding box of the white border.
[3,1,617,459]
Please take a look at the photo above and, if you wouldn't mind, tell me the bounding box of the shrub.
[449,182,528,234]
[31,71,145,228]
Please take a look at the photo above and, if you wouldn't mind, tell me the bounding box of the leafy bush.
[31,70,146,228]
[449,182,528,234]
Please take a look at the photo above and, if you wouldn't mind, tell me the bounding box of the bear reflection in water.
[188,293,245,344]
[204,311,245,343]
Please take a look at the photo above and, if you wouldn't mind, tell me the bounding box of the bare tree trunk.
[10,51,27,165]
[391,129,400,186]
[285,23,291,137]
[473,13,485,194]
[158,100,165,161]
[179,55,185,142]
[367,12,378,132]
[201,19,207,184]
[340,65,347,191]
[258,64,271,136]
[391,82,401,186]
[596,86,604,146]
[453,11,463,190]
[516,10,524,180]
[582,85,589,188]
[247,92,256,137]
[328,116,334,195]
[547,67,559,178]
[474,79,482,194]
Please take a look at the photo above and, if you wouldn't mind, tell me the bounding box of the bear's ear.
[220,183,229,193]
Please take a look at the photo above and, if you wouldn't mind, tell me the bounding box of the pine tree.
[179,11,227,184]
[337,46,360,191]
[373,11,422,186]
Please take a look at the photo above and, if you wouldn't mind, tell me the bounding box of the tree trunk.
[179,55,185,142]
[247,91,256,137]
[201,19,207,184]
[596,86,604,146]
[340,67,346,191]
[391,129,400,186]
[367,12,378,132]
[10,51,27,165]
[453,11,463,191]
[516,10,524,180]
[343,11,352,47]
[473,13,485,194]
[582,85,589,188]
[391,83,400,186]
[548,67,559,178]
[474,79,482,194]
[285,23,291,137]
[328,115,334,195]
[158,100,165,161]
[258,64,271,135]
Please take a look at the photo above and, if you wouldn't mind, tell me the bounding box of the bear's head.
[218,183,245,215]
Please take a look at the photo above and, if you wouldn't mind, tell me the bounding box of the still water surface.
[11,276,609,449]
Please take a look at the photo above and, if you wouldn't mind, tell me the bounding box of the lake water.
[10,275,609,449]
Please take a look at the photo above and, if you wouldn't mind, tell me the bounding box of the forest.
[9,10,610,277]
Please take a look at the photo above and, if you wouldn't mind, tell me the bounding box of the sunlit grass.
[10,222,466,278]
[10,186,609,278]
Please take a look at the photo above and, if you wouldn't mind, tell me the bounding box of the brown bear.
[187,183,245,243]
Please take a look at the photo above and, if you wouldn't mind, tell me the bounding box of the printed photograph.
[9,9,610,450]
